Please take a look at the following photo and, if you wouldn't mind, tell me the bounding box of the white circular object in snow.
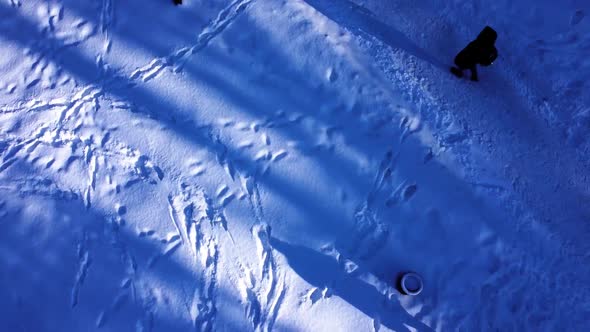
[400,272,423,296]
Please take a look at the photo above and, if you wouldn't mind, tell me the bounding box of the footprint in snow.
[115,203,126,216]
[326,67,338,82]
[137,228,156,237]
[570,10,585,26]
[385,183,418,207]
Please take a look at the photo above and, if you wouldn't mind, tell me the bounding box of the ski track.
[8,0,287,330]
[99,0,115,54]
[238,223,286,332]
[1,0,588,330]
[129,0,255,83]
[1,0,458,329]
[191,237,218,332]
[2,0,255,116]
[167,183,235,331]
[335,0,590,329]
[71,233,91,308]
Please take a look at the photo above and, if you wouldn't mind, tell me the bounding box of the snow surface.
[1,0,589,331]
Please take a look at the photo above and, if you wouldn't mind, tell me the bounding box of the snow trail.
[0,0,588,330]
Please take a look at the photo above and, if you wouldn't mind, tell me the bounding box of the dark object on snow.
[396,271,423,295]
[450,26,498,81]
[173,0,182,5]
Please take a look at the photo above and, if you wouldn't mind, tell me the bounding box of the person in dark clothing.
[450,26,498,81]
[173,0,182,5]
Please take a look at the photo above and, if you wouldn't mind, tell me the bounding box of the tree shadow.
[270,237,433,332]
[2,0,585,331]
[0,161,248,332]
[304,0,447,70]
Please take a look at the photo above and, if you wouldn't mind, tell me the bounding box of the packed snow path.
[0,0,589,331]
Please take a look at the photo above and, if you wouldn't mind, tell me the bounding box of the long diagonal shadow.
[3,1,586,330]
[270,237,434,332]
[0,160,247,331]
[304,0,446,70]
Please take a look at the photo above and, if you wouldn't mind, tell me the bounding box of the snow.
[1,0,589,331]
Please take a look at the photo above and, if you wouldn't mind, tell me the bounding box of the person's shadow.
[270,237,433,332]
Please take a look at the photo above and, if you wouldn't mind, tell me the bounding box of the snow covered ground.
[1,0,589,331]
